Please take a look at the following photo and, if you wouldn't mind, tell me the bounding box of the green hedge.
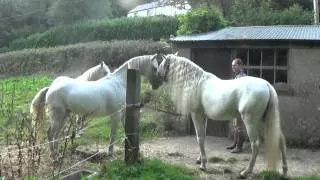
[0,40,172,76]
[177,7,230,35]
[9,16,178,51]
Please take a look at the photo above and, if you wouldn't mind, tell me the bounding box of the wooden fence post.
[125,69,141,165]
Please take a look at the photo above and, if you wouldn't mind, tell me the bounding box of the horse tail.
[30,87,49,142]
[263,83,281,171]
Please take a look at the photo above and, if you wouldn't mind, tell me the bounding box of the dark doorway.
[189,48,232,137]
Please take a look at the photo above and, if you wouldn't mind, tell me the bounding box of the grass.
[97,158,198,180]
[0,75,54,140]
[0,75,54,110]
[0,75,164,143]
[255,170,320,180]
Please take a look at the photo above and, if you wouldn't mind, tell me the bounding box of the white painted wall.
[127,2,190,17]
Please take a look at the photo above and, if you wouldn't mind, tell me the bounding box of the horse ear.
[174,51,179,56]
[164,55,170,68]
[100,61,104,68]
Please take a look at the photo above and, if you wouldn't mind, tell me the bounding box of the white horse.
[151,53,288,178]
[30,61,111,140]
[30,54,162,160]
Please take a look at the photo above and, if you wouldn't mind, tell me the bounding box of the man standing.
[226,58,247,153]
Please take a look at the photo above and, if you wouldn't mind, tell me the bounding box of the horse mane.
[165,54,213,114]
[103,55,153,80]
[76,62,110,81]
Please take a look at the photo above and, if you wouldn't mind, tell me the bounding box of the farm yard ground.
[2,134,319,179]
[138,135,320,179]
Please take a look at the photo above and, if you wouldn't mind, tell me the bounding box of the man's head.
[232,58,244,74]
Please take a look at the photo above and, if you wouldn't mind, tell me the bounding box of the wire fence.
[0,77,184,179]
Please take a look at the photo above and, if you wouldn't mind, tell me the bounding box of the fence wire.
[0,85,183,179]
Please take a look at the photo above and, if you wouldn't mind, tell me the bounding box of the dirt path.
[140,135,320,179]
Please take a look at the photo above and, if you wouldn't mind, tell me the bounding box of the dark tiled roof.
[170,25,320,42]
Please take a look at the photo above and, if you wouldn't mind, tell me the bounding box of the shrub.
[0,40,172,76]
[229,0,312,26]
[9,16,178,51]
[177,7,230,35]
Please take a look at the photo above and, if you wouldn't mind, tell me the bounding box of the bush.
[177,7,230,35]
[0,40,172,76]
[277,4,313,25]
[9,16,178,51]
[229,0,313,26]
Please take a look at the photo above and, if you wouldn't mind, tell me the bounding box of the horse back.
[201,76,270,120]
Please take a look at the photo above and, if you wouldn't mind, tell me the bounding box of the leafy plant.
[9,16,178,51]
[177,7,229,35]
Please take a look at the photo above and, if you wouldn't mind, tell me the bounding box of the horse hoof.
[239,169,249,179]
[238,174,247,179]
[196,159,201,164]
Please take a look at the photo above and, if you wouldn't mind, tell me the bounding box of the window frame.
[233,48,293,95]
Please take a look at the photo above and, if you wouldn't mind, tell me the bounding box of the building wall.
[279,48,320,147]
[127,4,190,17]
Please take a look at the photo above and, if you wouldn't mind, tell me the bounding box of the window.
[234,48,288,84]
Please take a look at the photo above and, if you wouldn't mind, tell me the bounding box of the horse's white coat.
[155,54,288,178]
[31,55,159,160]
[30,62,111,139]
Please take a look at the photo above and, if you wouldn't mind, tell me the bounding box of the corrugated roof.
[170,25,320,42]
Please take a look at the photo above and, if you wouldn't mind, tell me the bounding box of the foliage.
[177,7,230,35]
[0,0,49,48]
[47,0,112,26]
[98,158,198,179]
[229,0,313,26]
[0,40,171,76]
[0,0,129,49]
[277,3,313,25]
[9,16,178,51]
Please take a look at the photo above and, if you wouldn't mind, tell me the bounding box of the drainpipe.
[314,0,319,24]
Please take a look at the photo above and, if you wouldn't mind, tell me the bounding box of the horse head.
[150,52,179,89]
[149,53,165,90]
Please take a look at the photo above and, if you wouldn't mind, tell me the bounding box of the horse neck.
[108,62,129,87]
[76,66,99,81]
[127,55,151,77]
[165,56,213,114]
[104,55,151,87]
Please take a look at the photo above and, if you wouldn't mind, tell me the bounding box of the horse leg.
[75,115,85,137]
[191,112,207,171]
[280,132,288,178]
[108,111,121,156]
[240,116,260,178]
[47,107,68,161]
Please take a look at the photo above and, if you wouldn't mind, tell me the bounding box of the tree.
[0,0,50,48]
[47,0,113,26]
